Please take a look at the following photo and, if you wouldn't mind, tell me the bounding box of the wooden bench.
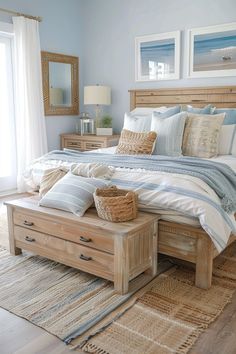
[5,197,159,294]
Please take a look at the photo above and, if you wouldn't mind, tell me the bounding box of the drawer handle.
[80,236,91,243]
[23,221,34,227]
[79,254,92,261]
[25,236,35,242]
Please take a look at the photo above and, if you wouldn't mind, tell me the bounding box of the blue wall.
[0,0,236,146]
[0,0,83,150]
[81,0,236,132]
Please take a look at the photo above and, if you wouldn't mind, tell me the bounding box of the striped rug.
[0,247,148,344]
[78,241,236,354]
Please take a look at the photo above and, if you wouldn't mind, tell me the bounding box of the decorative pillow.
[39,172,109,216]
[186,104,213,114]
[70,163,114,179]
[123,112,152,132]
[130,106,166,115]
[182,113,225,158]
[39,167,67,197]
[153,105,181,119]
[214,108,236,125]
[116,129,157,155]
[151,112,187,156]
[219,125,236,155]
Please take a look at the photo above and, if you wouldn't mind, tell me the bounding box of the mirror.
[41,51,79,116]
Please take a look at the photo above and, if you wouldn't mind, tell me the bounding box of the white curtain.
[13,16,48,192]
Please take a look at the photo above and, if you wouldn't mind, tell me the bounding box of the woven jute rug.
[76,242,236,354]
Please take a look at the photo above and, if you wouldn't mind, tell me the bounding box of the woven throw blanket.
[38,150,236,213]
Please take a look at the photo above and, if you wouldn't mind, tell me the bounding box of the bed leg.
[7,205,22,256]
[195,234,213,289]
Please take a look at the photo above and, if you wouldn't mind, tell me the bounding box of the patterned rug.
[76,242,236,354]
[0,247,154,345]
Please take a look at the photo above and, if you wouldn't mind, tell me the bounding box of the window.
[0,29,16,193]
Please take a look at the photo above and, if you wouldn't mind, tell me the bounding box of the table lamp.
[84,85,111,131]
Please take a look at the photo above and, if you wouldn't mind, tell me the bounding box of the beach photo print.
[187,23,236,78]
[135,31,180,81]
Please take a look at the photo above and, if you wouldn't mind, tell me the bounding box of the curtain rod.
[0,7,42,22]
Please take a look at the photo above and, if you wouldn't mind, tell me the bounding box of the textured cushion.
[182,113,225,158]
[39,167,67,197]
[151,112,187,156]
[116,129,157,155]
[123,112,152,132]
[39,172,109,216]
[130,106,166,116]
[214,108,236,125]
[219,125,236,155]
[186,104,212,114]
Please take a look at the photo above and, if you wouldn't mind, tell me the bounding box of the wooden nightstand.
[60,134,120,151]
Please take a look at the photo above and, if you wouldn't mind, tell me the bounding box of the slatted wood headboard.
[129,86,236,110]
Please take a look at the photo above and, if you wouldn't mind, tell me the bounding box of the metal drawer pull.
[23,221,34,226]
[25,236,35,242]
[79,254,92,261]
[80,236,91,243]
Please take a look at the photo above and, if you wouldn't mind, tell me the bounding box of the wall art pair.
[135,22,236,81]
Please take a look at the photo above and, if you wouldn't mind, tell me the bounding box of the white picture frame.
[187,22,236,78]
[135,31,180,82]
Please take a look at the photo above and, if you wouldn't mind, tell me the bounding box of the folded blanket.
[39,150,236,214]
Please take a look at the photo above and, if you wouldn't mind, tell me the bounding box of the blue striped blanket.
[40,150,236,214]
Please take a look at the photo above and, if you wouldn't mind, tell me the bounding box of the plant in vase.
[96,115,113,135]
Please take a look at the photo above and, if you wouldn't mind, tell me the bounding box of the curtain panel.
[13,16,48,192]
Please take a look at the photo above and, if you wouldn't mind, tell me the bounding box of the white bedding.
[25,147,236,252]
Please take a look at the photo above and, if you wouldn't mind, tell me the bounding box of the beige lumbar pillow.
[182,113,225,158]
[116,129,157,155]
[70,163,114,179]
[39,167,68,197]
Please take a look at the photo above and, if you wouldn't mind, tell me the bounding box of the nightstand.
[60,134,120,151]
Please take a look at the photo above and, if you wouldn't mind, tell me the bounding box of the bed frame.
[129,86,236,289]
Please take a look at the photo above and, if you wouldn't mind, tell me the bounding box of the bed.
[129,86,236,289]
[25,86,236,289]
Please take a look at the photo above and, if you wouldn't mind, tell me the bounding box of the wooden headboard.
[129,86,236,110]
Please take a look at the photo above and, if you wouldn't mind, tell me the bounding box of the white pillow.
[151,112,187,156]
[123,112,151,132]
[130,106,166,116]
[219,124,236,155]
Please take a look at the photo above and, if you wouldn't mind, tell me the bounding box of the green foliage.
[101,115,112,128]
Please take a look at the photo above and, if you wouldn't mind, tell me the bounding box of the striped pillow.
[39,172,109,216]
[151,112,187,156]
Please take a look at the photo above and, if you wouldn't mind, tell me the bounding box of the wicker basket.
[94,186,138,222]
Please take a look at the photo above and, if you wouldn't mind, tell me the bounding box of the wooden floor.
[0,194,236,354]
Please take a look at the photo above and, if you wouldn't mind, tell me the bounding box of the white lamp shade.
[84,85,111,105]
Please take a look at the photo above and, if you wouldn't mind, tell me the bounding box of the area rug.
[77,242,236,354]
[0,247,152,344]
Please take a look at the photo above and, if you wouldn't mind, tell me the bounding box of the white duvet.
[25,147,236,252]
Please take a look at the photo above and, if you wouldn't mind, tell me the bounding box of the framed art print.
[187,22,236,78]
[135,31,180,82]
